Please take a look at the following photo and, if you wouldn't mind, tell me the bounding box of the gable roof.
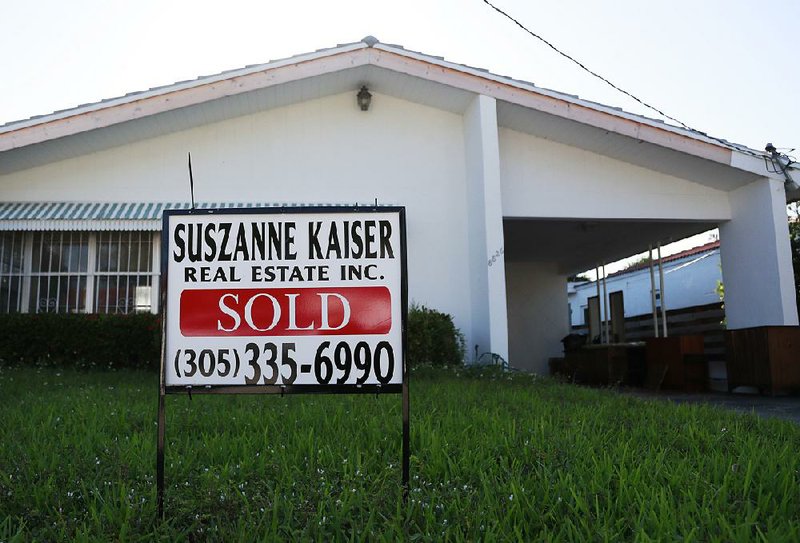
[0,37,780,183]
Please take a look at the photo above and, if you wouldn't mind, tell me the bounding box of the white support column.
[719,177,798,328]
[463,94,509,361]
[86,233,97,313]
[151,231,161,314]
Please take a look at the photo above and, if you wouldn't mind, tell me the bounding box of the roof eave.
[0,39,774,179]
[374,44,780,179]
[0,41,369,135]
[0,42,370,152]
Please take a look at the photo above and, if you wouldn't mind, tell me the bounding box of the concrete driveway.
[621,389,800,425]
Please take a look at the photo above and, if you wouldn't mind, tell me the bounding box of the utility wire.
[481,0,768,158]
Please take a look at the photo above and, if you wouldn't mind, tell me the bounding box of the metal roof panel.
[0,201,394,231]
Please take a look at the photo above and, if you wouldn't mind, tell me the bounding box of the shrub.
[407,304,465,366]
[0,312,161,370]
[0,305,465,370]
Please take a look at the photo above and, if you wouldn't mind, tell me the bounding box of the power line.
[481,0,767,158]
[482,0,689,127]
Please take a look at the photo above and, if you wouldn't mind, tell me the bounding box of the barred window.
[0,231,158,314]
[0,232,26,313]
[94,232,153,314]
[30,232,90,313]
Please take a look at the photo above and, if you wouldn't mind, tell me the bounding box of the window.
[0,231,158,314]
[30,232,90,313]
[0,232,25,313]
[94,232,153,314]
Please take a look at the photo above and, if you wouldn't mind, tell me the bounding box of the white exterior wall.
[498,128,731,221]
[3,85,795,372]
[505,262,568,374]
[568,249,722,326]
[720,177,799,328]
[0,92,484,353]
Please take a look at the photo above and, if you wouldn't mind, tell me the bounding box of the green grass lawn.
[1,365,798,541]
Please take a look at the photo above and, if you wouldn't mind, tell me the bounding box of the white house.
[1,37,797,374]
[568,241,722,327]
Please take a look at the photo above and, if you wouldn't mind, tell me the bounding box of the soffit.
[503,217,718,275]
[496,102,760,190]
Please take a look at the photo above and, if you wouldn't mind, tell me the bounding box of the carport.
[492,98,798,374]
[503,218,721,372]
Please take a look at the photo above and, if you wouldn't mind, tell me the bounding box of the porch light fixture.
[357,86,372,111]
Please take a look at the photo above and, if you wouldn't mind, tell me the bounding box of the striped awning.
[0,202,355,231]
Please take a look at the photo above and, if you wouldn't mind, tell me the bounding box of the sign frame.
[156,205,409,518]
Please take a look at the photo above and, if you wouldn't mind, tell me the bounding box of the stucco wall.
[498,128,731,221]
[8,92,786,371]
[720,178,799,327]
[0,92,480,352]
[505,261,569,374]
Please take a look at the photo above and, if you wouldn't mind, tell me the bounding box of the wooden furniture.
[587,296,601,343]
[726,326,800,395]
[563,343,645,386]
[609,291,625,343]
[645,336,706,391]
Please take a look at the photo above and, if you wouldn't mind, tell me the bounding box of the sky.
[2,0,798,270]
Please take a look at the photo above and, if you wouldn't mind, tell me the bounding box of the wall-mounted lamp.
[357,86,372,111]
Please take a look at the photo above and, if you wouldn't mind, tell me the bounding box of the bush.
[0,305,465,370]
[407,304,465,366]
[0,312,161,370]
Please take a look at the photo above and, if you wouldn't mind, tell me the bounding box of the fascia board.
[373,44,770,170]
[0,43,369,149]
[730,151,784,180]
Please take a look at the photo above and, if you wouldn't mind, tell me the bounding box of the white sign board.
[162,207,406,388]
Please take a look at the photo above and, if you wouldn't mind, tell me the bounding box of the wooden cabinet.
[570,346,627,385]
[645,336,706,391]
[726,326,800,395]
[563,345,646,386]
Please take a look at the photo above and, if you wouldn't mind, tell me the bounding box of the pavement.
[619,388,800,425]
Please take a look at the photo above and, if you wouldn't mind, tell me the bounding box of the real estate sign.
[162,206,407,389]
[157,205,409,518]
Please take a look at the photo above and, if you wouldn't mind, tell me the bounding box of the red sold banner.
[179,286,391,336]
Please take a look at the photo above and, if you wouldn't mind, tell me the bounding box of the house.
[1,37,797,375]
[568,240,722,328]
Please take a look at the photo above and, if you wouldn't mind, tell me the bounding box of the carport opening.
[502,217,721,381]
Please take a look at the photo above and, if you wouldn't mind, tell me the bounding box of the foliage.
[0,306,465,370]
[715,275,726,326]
[789,204,800,310]
[566,273,591,283]
[0,313,160,370]
[619,254,651,273]
[1,366,799,541]
[407,304,465,366]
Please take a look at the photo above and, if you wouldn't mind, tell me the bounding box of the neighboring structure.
[568,241,722,327]
[1,37,798,374]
